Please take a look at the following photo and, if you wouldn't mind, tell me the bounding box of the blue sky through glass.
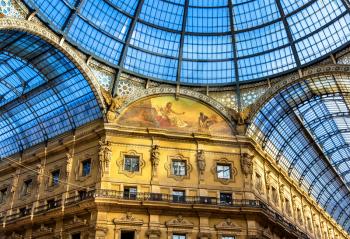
[23,0,350,85]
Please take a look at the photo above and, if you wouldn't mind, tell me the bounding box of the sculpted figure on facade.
[240,153,254,176]
[150,145,160,177]
[197,150,206,175]
[265,171,271,190]
[255,173,263,194]
[100,86,127,122]
[11,169,20,193]
[66,152,73,178]
[99,140,112,176]
[36,163,44,186]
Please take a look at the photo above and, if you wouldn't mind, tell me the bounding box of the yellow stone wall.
[0,107,348,239]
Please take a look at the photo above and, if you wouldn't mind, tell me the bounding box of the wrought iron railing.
[0,189,309,238]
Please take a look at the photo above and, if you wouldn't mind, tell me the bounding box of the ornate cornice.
[166,215,194,228]
[0,18,106,114]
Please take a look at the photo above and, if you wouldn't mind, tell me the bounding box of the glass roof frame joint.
[228,0,241,112]
[275,0,301,68]
[175,0,189,84]
[60,0,85,33]
[112,0,145,97]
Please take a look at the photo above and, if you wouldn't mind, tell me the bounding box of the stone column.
[147,210,162,239]
[198,213,211,239]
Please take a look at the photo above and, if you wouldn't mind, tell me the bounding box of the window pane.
[173,234,186,239]
[217,164,231,179]
[172,160,186,176]
[51,170,60,186]
[82,159,91,176]
[124,156,140,172]
[173,190,185,202]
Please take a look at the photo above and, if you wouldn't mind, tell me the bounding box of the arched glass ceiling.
[248,75,350,232]
[0,31,102,157]
[23,0,350,85]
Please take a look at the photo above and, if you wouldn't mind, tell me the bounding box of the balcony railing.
[0,189,309,238]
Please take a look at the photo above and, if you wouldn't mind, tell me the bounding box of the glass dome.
[24,0,350,85]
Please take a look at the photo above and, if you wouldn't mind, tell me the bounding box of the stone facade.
[0,113,347,239]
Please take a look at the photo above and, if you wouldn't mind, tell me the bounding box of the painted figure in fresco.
[159,102,188,128]
[198,112,217,131]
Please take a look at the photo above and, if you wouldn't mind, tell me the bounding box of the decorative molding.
[65,152,73,179]
[215,218,241,232]
[32,224,53,237]
[113,212,143,226]
[64,215,88,231]
[117,150,145,178]
[265,171,271,190]
[11,169,20,193]
[146,228,161,237]
[99,140,112,177]
[197,231,212,238]
[166,215,194,228]
[100,86,127,122]
[0,183,9,204]
[165,154,192,181]
[9,232,23,239]
[150,145,160,178]
[211,158,237,185]
[36,163,44,186]
[262,226,273,239]
[240,153,253,176]
[196,150,206,177]
[254,172,263,195]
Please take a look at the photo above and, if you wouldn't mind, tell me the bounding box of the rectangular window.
[79,190,87,200]
[124,155,140,172]
[82,159,91,176]
[172,190,185,203]
[172,160,186,176]
[72,233,81,239]
[220,192,232,205]
[0,187,8,203]
[124,187,137,200]
[121,231,135,239]
[172,234,186,239]
[19,207,29,217]
[51,170,60,186]
[222,236,235,239]
[217,164,231,179]
[22,179,32,195]
[47,199,57,210]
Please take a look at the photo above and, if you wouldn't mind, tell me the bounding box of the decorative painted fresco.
[117,96,234,136]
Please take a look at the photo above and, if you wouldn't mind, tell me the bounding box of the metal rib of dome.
[23,0,350,85]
